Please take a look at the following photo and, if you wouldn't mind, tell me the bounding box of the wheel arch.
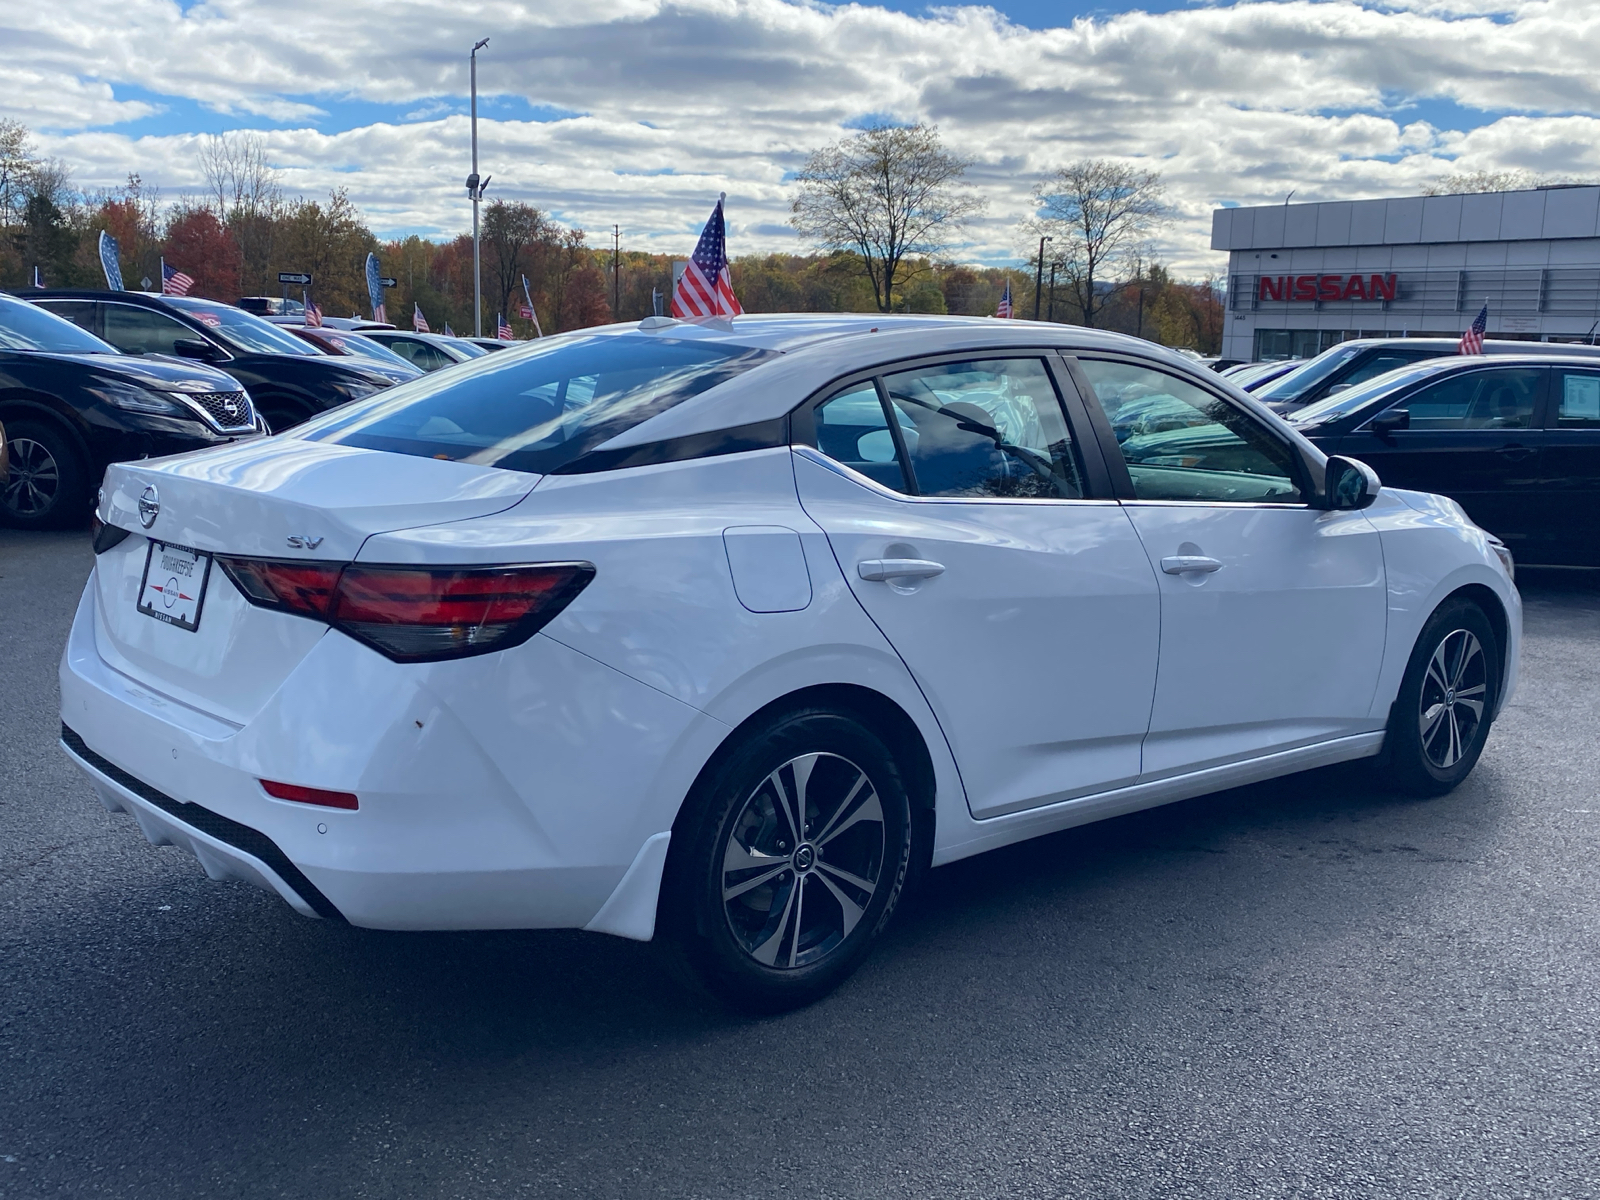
[0,392,94,464]
[1442,581,1512,717]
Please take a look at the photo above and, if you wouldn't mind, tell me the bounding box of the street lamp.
[1033,236,1052,321]
[1047,259,1062,323]
[468,37,490,338]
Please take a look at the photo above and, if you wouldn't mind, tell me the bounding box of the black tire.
[664,707,914,1013]
[0,419,89,529]
[1383,597,1501,797]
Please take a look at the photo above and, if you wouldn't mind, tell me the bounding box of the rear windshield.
[302,333,778,474]
[1256,345,1365,402]
[160,297,320,356]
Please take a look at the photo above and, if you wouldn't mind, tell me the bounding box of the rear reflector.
[260,780,359,810]
[90,514,131,555]
[217,557,595,663]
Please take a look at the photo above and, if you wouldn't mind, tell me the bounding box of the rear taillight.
[217,557,594,663]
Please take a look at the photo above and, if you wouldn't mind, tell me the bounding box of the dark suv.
[0,291,261,528]
[1256,338,1600,413]
[22,290,397,431]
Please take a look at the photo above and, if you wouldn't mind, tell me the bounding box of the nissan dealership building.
[1213,186,1600,362]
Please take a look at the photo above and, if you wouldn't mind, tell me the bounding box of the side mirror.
[1368,407,1409,438]
[172,338,219,362]
[1323,455,1381,510]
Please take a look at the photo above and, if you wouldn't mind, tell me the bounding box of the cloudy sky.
[5,0,1598,274]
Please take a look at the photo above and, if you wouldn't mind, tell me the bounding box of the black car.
[0,291,261,529]
[22,291,396,432]
[1287,354,1600,567]
[1257,338,1600,413]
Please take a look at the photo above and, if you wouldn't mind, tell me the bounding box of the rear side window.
[812,359,1084,500]
[1336,350,1437,392]
[304,334,776,475]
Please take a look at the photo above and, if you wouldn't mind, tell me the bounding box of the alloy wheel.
[721,751,886,969]
[3,437,60,517]
[1418,628,1487,769]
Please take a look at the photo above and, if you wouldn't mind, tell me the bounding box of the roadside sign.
[379,277,398,288]
[278,272,313,285]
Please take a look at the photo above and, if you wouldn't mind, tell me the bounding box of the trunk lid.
[93,440,539,725]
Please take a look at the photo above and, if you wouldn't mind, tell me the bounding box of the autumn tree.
[791,123,983,312]
[163,206,241,301]
[1026,159,1169,328]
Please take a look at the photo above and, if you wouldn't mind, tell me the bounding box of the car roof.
[1321,337,1600,354]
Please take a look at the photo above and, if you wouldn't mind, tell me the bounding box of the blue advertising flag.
[98,230,124,291]
[364,253,386,323]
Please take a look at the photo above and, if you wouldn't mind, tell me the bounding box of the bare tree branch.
[791,123,983,312]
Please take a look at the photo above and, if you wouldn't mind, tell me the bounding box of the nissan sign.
[1259,273,1398,302]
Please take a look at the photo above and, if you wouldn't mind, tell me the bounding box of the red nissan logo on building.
[1258,274,1397,302]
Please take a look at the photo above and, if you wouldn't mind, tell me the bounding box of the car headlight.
[1485,535,1515,582]
[86,379,189,417]
[328,378,385,402]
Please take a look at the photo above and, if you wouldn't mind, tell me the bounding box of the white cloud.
[6,0,1600,272]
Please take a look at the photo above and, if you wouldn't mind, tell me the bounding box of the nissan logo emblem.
[137,485,160,528]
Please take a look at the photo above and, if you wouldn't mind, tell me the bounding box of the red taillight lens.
[220,557,595,663]
[219,558,342,617]
[261,779,359,810]
[331,563,595,662]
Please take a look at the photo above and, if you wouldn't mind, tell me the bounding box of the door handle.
[1161,555,1223,575]
[1495,445,1537,460]
[857,558,946,582]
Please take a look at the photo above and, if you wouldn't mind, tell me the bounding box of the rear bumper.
[59,570,719,933]
[61,725,340,920]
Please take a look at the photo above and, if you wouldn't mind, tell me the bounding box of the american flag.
[497,313,514,341]
[413,303,430,333]
[519,273,544,336]
[996,277,1013,319]
[443,323,455,337]
[161,262,194,296]
[671,195,742,319]
[1459,302,1488,355]
[303,291,322,327]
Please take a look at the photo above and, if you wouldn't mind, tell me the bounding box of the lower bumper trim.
[60,723,346,922]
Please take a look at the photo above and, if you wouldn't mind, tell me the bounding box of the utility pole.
[1047,260,1060,323]
[468,37,490,337]
[1033,236,1052,320]
[613,224,620,317]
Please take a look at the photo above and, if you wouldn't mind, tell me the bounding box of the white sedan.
[61,315,1520,1010]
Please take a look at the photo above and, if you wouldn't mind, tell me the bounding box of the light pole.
[1047,260,1061,323]
[468,37,490,337]
[1033,236,1052,320]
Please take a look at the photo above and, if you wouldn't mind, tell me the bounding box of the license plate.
[137,540,213,632]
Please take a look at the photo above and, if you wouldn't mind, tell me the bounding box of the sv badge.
[286,535,325,550]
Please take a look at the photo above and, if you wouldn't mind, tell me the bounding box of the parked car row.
[1,287,514,526]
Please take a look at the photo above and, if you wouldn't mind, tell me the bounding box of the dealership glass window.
[102,303,196,356]
[1555,371,1600,427]
[878,359,1083,500]
[1398,368,1542,430]
[1078,360,1304,504]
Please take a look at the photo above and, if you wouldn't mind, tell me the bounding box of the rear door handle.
[1496,445,1537,460]
[1161,555,1223,575]
[857,558,946,582]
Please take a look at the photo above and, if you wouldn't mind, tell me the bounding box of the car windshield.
[319,332,414,369]
[1287,362,1453,426]
[160,297,320,356]
[1257,344,1366,402]
[444,338,489,358]
[302,333,778,474]
[0,295,118,354]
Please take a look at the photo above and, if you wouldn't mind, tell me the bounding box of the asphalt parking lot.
[2,527,1598,1200]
